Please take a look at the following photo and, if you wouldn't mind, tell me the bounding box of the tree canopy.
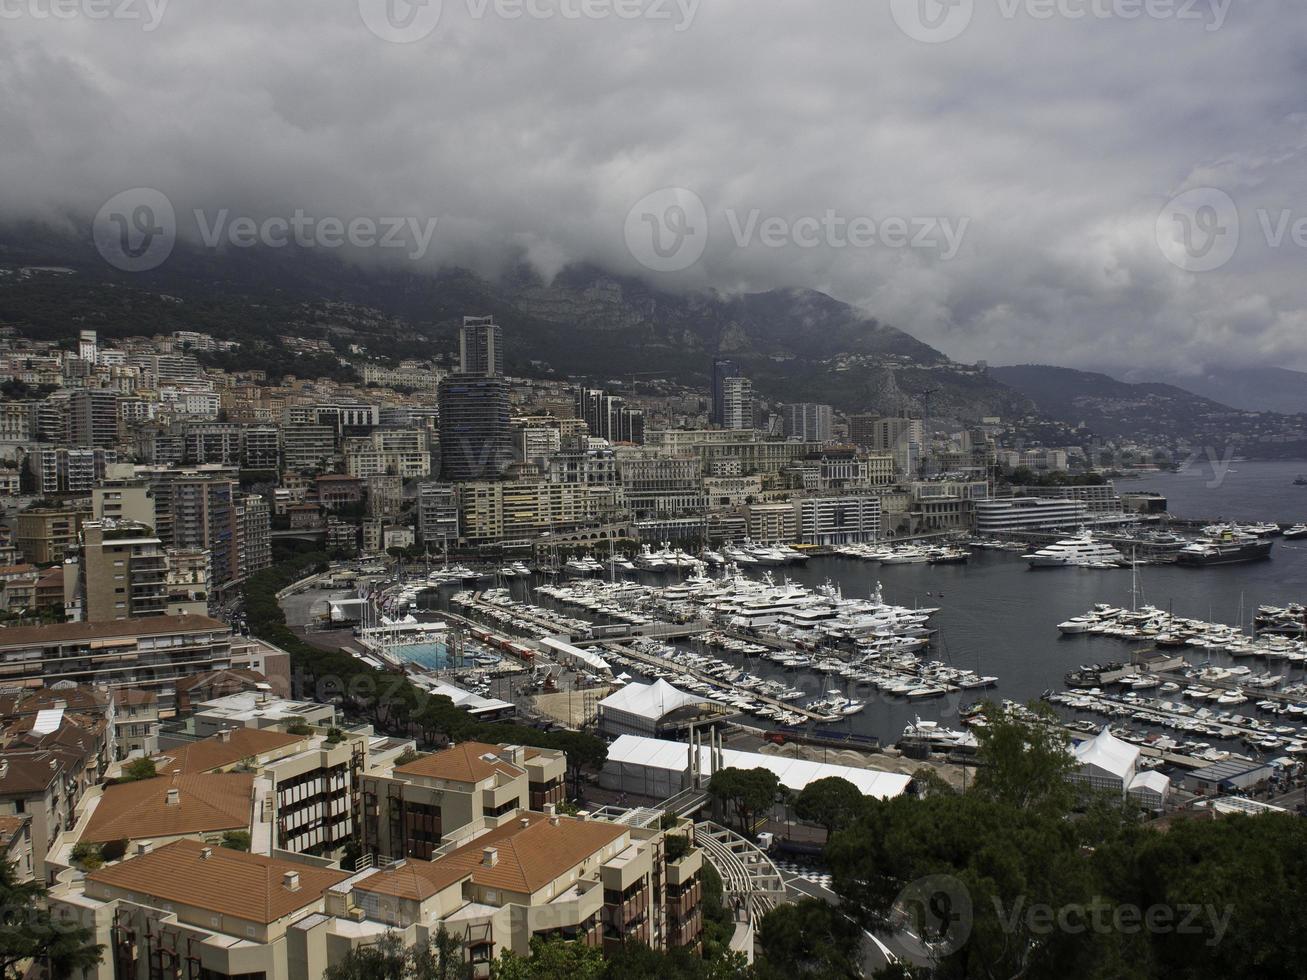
[708,767,784,836]
[794,776,865,838]
[0,861,103,980]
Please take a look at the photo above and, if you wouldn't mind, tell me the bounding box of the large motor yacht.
[1025,532,1125,568]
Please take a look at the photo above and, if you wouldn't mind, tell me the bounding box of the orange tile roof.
[393,742,523,785]
[0,814,30,845]
[82,773,254,843]
[0,614,226,647]
[355,813,625,900]
[88,839,349,925]
[153,729,306,776]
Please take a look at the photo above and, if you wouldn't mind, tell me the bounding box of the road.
[781,870,934,975]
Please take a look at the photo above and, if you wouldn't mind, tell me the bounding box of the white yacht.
[1025,533,1125,568]
[722,544,760,565]
[633,545,669,571]
[1058,616,1095,634]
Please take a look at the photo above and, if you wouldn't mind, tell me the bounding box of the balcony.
[665,848,702,888]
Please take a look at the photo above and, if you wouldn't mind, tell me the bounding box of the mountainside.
[0,226,1030,423]
[1114,366,1307,416]
[989,365,1307,456]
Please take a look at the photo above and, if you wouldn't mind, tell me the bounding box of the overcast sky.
[2,0,1304,375]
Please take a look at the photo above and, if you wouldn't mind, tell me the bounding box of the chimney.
[136,840,153,855]
[165,788,180,806]
[576,811,590,821]
[482,847,498,867]
[543,803,556,817]
[200,846,213,860]
[283,871,300,891]
[519,817,530,829]
[217,729,232,743]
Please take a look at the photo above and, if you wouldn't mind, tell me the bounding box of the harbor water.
[426,461,1307,747]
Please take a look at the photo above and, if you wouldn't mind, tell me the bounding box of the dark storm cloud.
[1,0,1304,374]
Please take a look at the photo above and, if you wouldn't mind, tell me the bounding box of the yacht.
[1058,616,1095,634]
[722,544,760,565]
[1284,525,1307,540]
[633,545,669,571]
[563,555,604,576]
[881,546,930,565]
[1176,527,1273,566]
[1025,533,1125,568]
[745,543,790,566]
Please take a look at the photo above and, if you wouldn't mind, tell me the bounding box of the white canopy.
[1127,769,1171,796]
[1072,726,1139,779]
[598,680,715,721]
[539,637,612,676]
[605,733,911,799]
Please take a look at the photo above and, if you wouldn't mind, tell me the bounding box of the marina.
[312,463,1307,773]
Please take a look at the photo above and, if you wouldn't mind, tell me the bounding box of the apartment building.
[15,506,89,564]
[53,809,702,980]
[781,402,833,443]
[0,615,234,711]
[616,456,704,518]
[360,742,566,863]
[183,422,243,465]
[281,422,338,473]
[456,481,622,546]
[91,483,156,526]
[68,389,119,448]
[366,474,405,518]
[0,685,159,762]
[24,447,117,495]
[343,428,432,478]
[242,424,281,470]
[417,483,460,546]
[78,520,170,621]
[744,502,799,544]
[647,430,825,475]
[0,751,75,882]
[796,494,882,545]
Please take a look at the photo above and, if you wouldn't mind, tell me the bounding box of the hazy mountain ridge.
[991,364,1307,457]
[0,227,1027,422]
[1112,366,1307,416]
